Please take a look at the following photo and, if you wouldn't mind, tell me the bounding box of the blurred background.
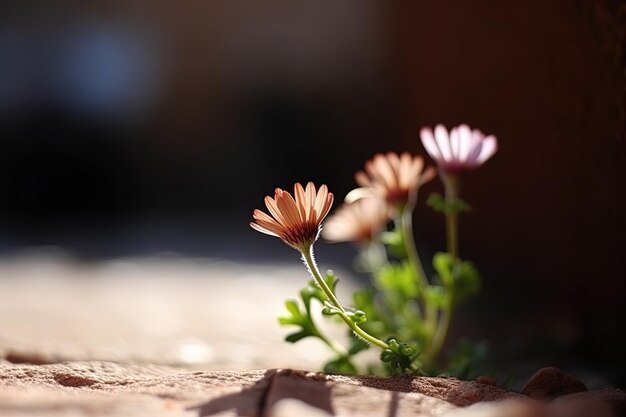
[0,1,624,387]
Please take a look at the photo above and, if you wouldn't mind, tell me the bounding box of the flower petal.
[304,182,316,221]
[250,221,281,237]
[420,127,441,161]
[458,127,477,162]
[275,189,301,228]
[264,196,287,226]
[455,124,471,162]
[476,135,497,164]
[369,155,396,190]
[313,184,329,220]
[434,124,452,161]
[449,126,461,161]
[355,171,371,188]
[293,183,307,221]
[345,187,376,203]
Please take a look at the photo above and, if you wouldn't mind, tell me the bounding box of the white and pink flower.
[420,124,497,175]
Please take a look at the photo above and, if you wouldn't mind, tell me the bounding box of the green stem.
[445,176,459,260]
[302,246,345,313]
[313,326,358,372]
[304,287,357,370]
[422,297,452,364]
[400,208,430,290]
[317,331,349,357]
[301,246,389,351]
[424,175,461,363]
[305,300,349,357]
[399,207,434,325]
[338,311,389,349]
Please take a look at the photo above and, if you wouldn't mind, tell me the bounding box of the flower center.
[282,221,320,249]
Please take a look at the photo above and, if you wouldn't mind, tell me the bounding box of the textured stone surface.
[1,362,622,416]
[265,370,459,417]
[521,366,587,399]
[0,362,527,417]
[326,373,524,406]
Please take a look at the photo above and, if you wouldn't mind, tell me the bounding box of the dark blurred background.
[0,1,624,385]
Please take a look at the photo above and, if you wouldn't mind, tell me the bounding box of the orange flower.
[350,152,436,207]
[322,198,389,244]
[250,182,334,250]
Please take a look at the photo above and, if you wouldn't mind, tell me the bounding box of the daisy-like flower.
[348,152,436,207]
[322,198,390,244]
[250,182,334,251]
[420,124,497,175]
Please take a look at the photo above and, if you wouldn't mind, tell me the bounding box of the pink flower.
[420,124,497,175]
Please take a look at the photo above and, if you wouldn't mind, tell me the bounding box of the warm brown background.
[0,1,623,385]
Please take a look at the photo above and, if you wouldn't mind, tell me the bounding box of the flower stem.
[444,176,459,260]
[317,331,349,357]
[424,175,460,363]
[399,207,434,326]
[302,246,345,313]
[339,311,389,349]
[301,246,389,350]
[422,296,452,364]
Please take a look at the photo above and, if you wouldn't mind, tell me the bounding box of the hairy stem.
[301,246,389,350]
[302,246,345,313]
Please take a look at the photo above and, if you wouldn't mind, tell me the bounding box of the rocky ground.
[0,257,623,416]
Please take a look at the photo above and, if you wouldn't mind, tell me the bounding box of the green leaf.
[324,356,358,375]
[352,289,377,319]
[433,252,454,287]
[454,261,481,303]
[375,261,419,299]
[324,270,339,293]
[427,193,447,213]
[347,335,370,355]
[380,231,402,246]
[380,230,407,258]
[446,339,489,379]
[285,299,302,318]
[278,299,306,326]
[380,338,420,375]
[278,298,319,343]
[427,193,472,214]
[432,253,481,305]
[424,285,449,309]
[285,330,313,343]
[347,309,367,324]
[300,283,324,306]
[321,300,343,316]
[300,271,340,306]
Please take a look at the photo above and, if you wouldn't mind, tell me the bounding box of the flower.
[348,152,436,207]
[322,198,390,244]
[250,182,334,251]
[420,124,497,175]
